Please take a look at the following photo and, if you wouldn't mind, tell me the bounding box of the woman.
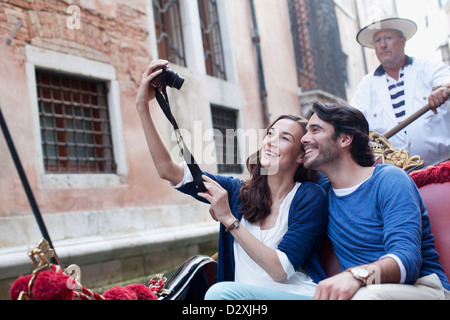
[136,60,327,299]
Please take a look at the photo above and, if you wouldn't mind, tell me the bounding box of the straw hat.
[356,15,417,49]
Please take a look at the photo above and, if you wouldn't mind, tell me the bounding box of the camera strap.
[154,85,207,192]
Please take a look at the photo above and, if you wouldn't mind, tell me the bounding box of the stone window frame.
[146,0,236,82]
[25,45,128,188]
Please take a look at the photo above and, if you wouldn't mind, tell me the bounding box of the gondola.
[7,93,450,300]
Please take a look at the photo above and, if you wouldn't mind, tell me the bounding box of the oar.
[384,87,450,139]
[0,106,58,264]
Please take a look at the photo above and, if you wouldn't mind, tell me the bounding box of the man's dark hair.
[312,102,374,167]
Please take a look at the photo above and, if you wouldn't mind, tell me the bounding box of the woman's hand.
[198,176,288,282]
[197,175,236,226]
[136,59,169,113]
[135,59,184,185]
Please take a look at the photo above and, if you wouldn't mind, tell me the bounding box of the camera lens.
[165,69,185,90]
[150,66,185,90]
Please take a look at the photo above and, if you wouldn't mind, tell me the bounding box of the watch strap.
[225,219,240,232]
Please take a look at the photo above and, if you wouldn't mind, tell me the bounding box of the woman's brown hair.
[239,115,317,223]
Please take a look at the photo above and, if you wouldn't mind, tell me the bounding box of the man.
[351,16,450,166]
[301,102,450,300]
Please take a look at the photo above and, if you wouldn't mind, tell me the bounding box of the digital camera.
[151,66,184,90]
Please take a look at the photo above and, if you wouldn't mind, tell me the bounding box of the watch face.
[353,267,369,278]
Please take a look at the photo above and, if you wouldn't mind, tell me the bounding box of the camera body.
[151,66,184,90]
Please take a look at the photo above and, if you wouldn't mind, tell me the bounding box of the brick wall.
[288,0,347,100]
[1,0,151,87]
[288,0,318,92]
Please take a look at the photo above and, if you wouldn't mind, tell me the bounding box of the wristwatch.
[225,219,240,232]
[347,267,371,284]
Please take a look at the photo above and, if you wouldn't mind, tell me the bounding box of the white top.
[233,182,317,296]
[172,162,317,296]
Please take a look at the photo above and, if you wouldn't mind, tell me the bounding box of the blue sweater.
[320,164,450,290]
[177,172,328,284]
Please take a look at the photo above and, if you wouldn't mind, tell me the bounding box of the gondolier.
[351,15,450,166]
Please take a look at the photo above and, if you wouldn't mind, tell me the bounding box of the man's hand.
[313,271,363,300]
[429,84,450,114]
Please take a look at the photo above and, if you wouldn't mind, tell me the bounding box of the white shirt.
[233,182,317,296]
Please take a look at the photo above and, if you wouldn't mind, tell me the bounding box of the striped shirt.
[374,56,413,133]
[386,69,407,124]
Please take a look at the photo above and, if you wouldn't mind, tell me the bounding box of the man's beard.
[303,140,340,170]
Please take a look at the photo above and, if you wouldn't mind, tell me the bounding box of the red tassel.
[32,270,74,300]
[125,284,157,300]
[103,286,137,300]
[410,161,450,188]
[9,274,33,300]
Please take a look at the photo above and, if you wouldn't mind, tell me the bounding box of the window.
[288,0,347,100]
[153,0,186,66]
[211,105,242,173]
[36,69,115,173]
[288,0,316,90]
[198,0,227,80]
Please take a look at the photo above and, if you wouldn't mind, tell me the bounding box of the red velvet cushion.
[418,182,450,280]
[320,236,340,277]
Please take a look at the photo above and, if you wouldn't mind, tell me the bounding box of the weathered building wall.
[0,0,218,295]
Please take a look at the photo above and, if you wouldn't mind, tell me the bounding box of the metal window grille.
[288,0,315,88]
[211,105,242,173]
[198,0,227,80]
[288,0,347,100]
[36,69,116,174]
[153,0,186,66]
